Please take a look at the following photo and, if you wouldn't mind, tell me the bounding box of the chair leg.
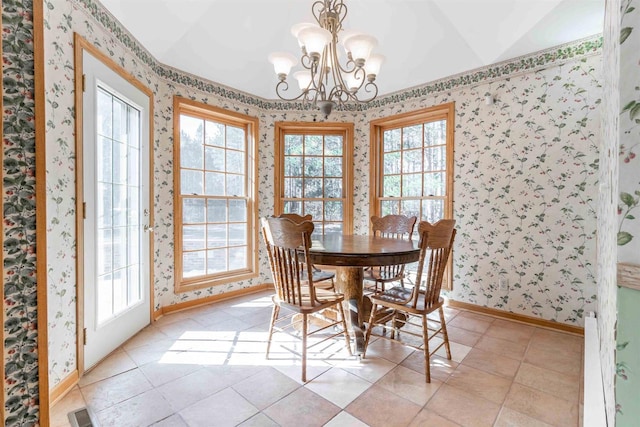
[302,313,308,383]
[266,304,280,358]
[439,306,452,360]
[362,303,378,358]
[422,314,431,383]
[336,303,352,356]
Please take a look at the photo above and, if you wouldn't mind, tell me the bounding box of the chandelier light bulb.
[268,52,298,79]
[297,26,332,57]
[343,34,377,65]
[291,22,317,47]
[294,70,313,91]
[364,53,385,78]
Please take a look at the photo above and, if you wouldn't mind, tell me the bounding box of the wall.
[615,0,640,424]
[2,0,46,424]
[44,0,603,395]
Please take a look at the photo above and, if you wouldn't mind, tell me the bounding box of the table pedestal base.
[334,266,372,354]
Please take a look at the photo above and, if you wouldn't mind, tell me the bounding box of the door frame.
[74,33,155,375]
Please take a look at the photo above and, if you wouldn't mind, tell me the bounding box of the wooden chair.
[261,217,352,382]
[363,214,417,292]
[274,213,335,289]
[363,219,456,382]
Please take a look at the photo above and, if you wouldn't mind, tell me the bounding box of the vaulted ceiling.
[99,0,604,99]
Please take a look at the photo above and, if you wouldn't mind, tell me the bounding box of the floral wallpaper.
[43,0,603,397]
[616,0,640,425]
[2,0,42,425]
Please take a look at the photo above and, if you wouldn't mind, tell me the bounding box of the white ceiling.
[99,0,604,99]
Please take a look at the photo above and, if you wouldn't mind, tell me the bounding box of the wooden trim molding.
[618,262,640,291]
[49,371,79,407]
[34,0,50,424]
[446,300,584,336]
[155,284,270,318]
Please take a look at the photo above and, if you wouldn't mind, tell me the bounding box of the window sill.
[175,271,259,293]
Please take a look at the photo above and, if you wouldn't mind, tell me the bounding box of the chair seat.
[302,269,335,284]
[370,286,445,315]
[273,287,345,313]
[363,267,403,282]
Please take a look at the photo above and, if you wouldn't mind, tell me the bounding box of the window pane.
[304,178,322,198]
[183,198,205,223]
[181,170,203,194]
[424,172,446,196]
[112,184,127,227]
[112,141,127,184]
[180,115,204,168]
[304,157,323,177]
[183,225,206,250]
[381,200,399,216]
[284,178,303,198]
[424,146,446,171]
[421,199,445,222]
[284,156,302,176]
[205,146,225,171]
[304,135,323,155]
[205,121,224,147]
[183,251,205,278]
[207,249,228,274]
[226,174,244,196]
[284,135,303,155]
[325,135,343,155]
[304,201,323,220]
[324,178,342,198]
[127,226,139,265]
[226,150,244,174]
[207,224,227,248]
[229,223,247,246]
[98,183,112,228]
[112,98,127,143]
[324,157,342,177]
[229,200,247,221]
[97,229,112,276]
[112,227,127,269]
[325,201,343,221]
[383,129,400,152]
[401,199,420,218]
[402,149,422,173]
[424,120,446,146]
[226,126,245,150]
[205,172,224,196]
[383,175,400,197]
[324,222,343,235]
[127,188,139,226]
[127,147,139,187]
[98,136,112,182]
[402,125,422,149]
[284,201,302,214]
[128,108,140,149]
[383,151,400,175]
[97,89,113,138]
[229,247,247,270]
[207,199,227,222]
[402,174,422,197]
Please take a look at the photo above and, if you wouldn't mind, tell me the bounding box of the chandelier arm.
[353,81,379,103]
[311,0,325,24]
[274,80,312,102]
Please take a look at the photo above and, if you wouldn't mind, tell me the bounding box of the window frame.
[274,122,354,235]
[173,96,259,293]
[369,103,455,289]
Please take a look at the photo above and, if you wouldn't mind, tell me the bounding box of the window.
[173,97,258,292]
[370,103,455,288]
[274,123,354,235]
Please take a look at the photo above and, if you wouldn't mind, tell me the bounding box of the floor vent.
[68,407,97,427]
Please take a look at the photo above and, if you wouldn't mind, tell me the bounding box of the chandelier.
[268,0,384,118]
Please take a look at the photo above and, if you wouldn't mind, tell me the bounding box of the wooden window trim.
[369,103,455,289]
[274,122,354,234]
[173,96,259,292]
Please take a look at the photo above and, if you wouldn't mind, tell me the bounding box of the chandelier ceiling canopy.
[268,0,384,118]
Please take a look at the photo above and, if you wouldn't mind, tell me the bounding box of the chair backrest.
[261,217,318,307]
[410,219,457,309]
[371,214,417,240]
[276,213,313,224]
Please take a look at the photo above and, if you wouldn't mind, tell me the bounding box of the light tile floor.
[51,291,584,427]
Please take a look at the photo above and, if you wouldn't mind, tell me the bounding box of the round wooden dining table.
[307,234,420,354]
